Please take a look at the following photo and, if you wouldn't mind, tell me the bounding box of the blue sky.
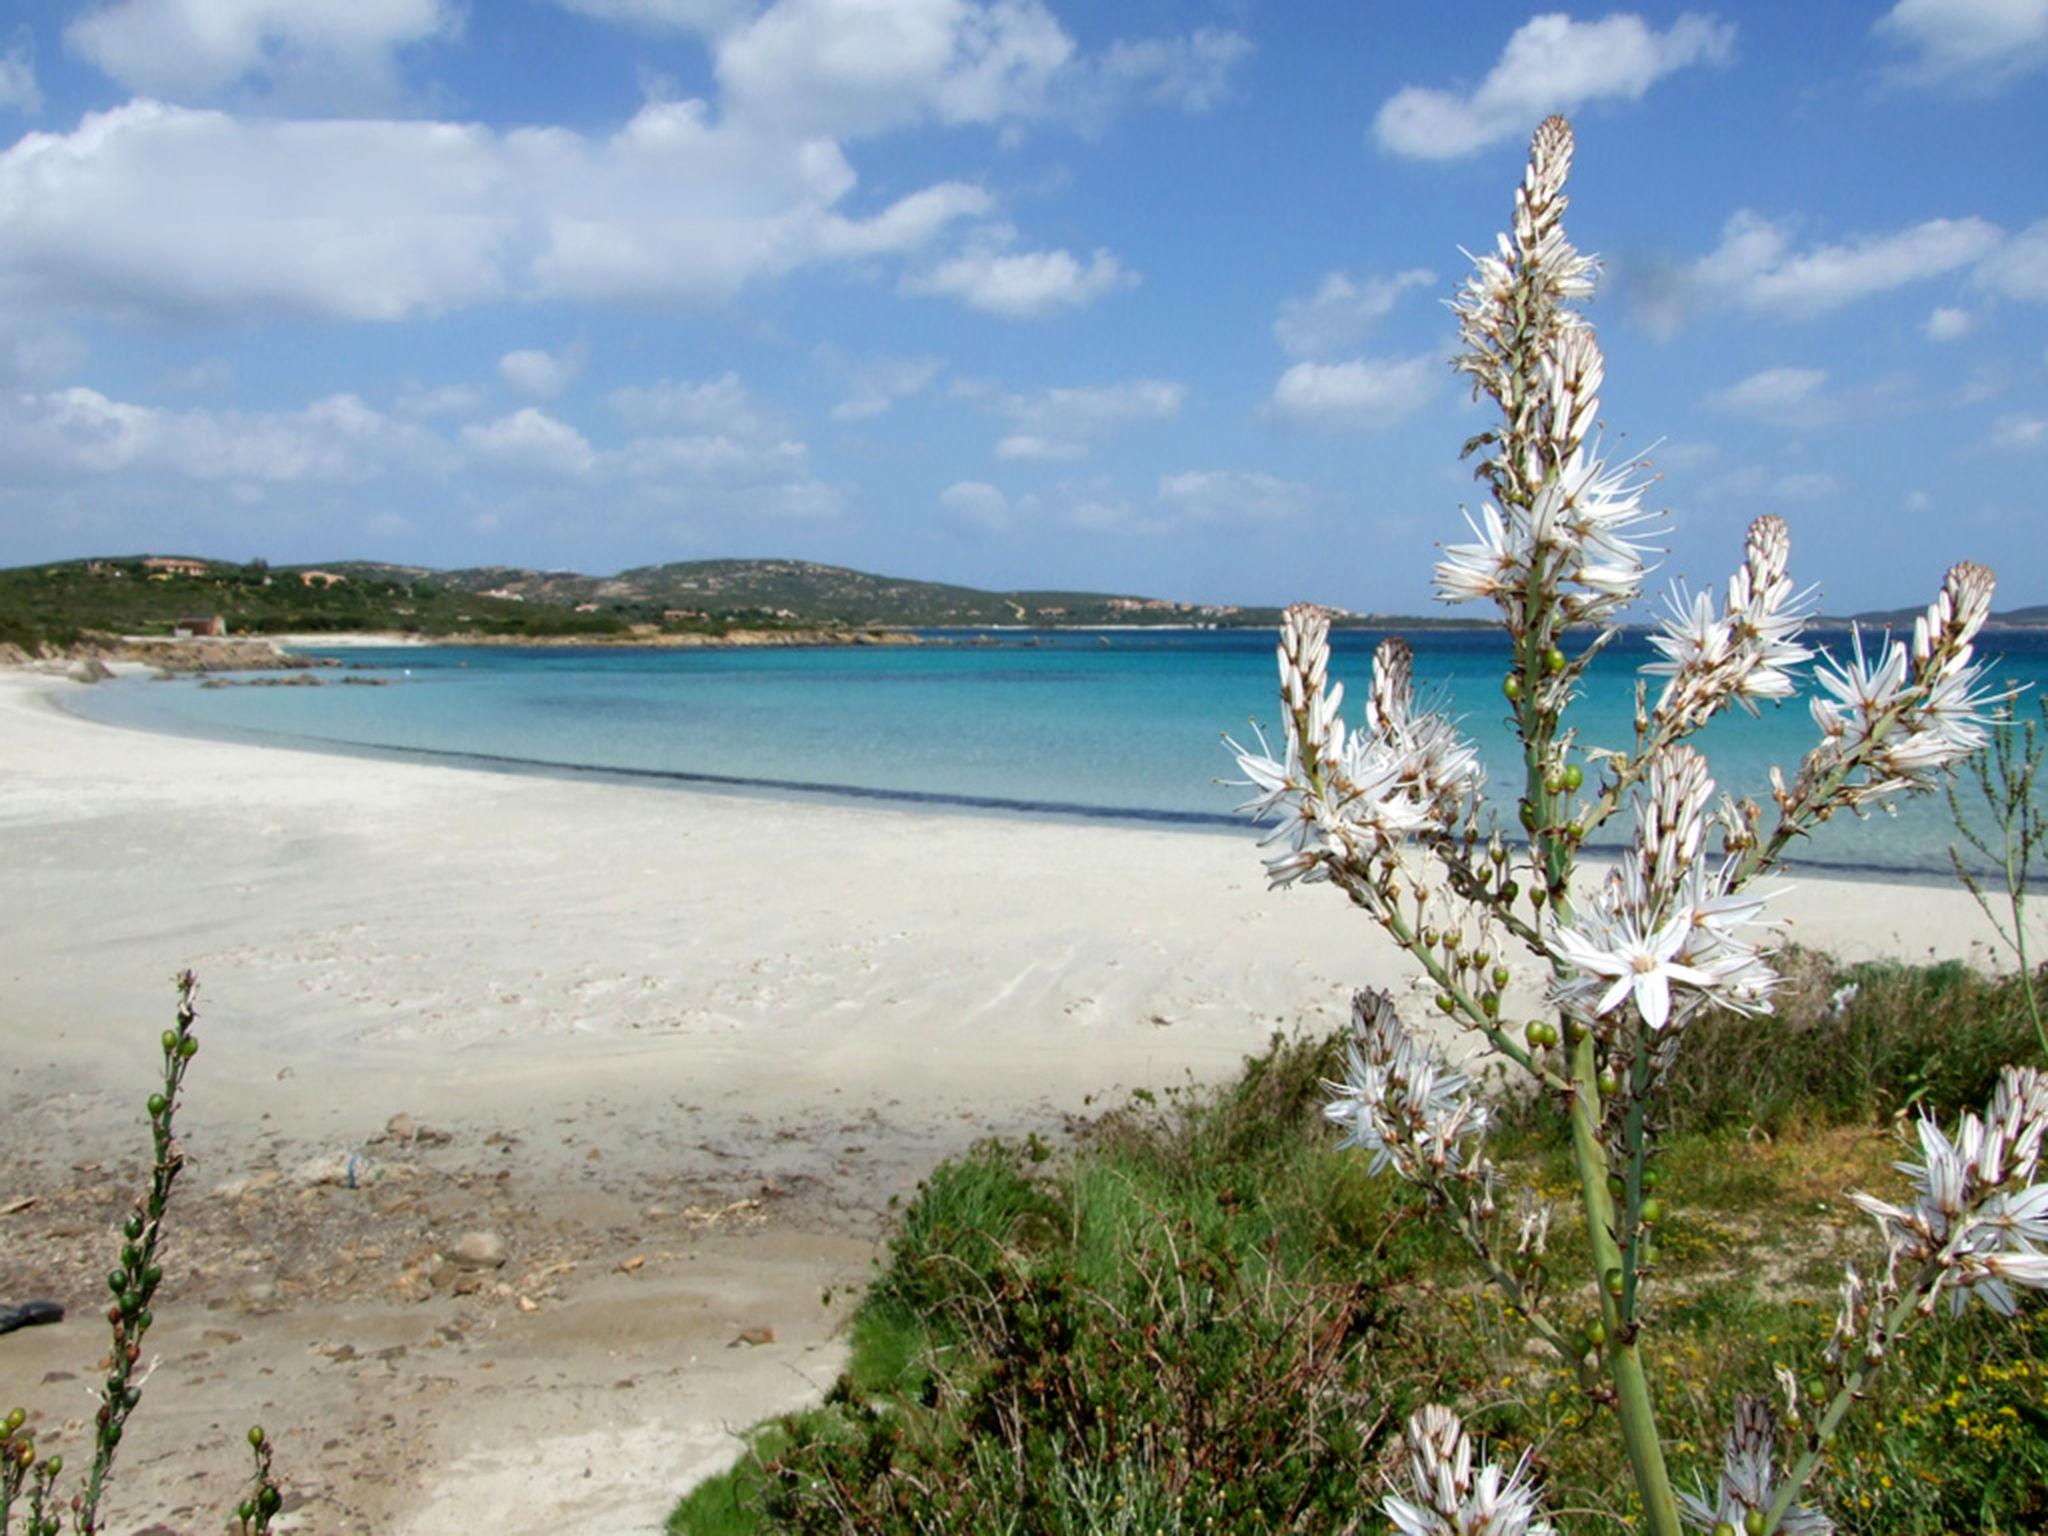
[0,1,2043,614]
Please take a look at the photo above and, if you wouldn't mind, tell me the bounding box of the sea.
[63,626,2048,882]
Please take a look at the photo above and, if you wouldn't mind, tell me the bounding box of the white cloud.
[976,377,1184,460]
[1771,471,1838,501]
[1991,414,2047,449]
[1374,11,1735,160]
[604,372,778,436]
[715,0,1074,139]
[0,386,447,483]
[162,357,234,392]
[1875,0,2048,90]
[995,433,1084,462]
[1976,218,2048,302]
[499,344,585,399]
[826,353,943,422]
[1156,470,1313,523]
[1266,355,1441,432]
[461,408,595,477]
[0,317,87,384]
[1081,27,1250,117]
[397,382,483,418]
[1924,305,1975,340]
[0,34,40,115]
[1274,268,1435,359]
[907,240,1135,318]
[939,479,1010,530]
[65,0,458,103]
[1645,210,2006,329]
[554,0,748,31]
[0,100,993,324]
[1707,365,1832,424]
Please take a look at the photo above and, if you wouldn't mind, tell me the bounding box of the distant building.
[298,570,348,589]
[481,587,526,602]
[173,615,226,638]
[143,556,210,577]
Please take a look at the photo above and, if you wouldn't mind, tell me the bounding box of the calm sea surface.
[66,627,2048,880]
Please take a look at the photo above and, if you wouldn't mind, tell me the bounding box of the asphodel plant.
[1228,117,2046,1536]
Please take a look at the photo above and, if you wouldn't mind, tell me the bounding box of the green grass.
[670,956,2048,1535]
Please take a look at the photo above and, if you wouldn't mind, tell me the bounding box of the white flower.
[1550,896,1709,1033]
[1848,1066,2048,1316]
[1677,1395,1833,1535]
[1385,1404,1554,1536]
[1324,989,1491,1182]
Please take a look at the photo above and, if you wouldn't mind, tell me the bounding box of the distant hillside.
[332,557,1279,629]
[0,554,1299,651]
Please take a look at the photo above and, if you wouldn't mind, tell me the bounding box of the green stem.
[1567,1033,1682,1536]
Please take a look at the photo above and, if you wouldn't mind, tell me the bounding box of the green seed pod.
[143,1265,162,1289]
[120,1245,139,1269]
[6,1407,25,1433]
[238,1502,255,1522]
[160,1030,178,1053]
[1543,769,1565,794]
[258,1486,282,1516]
[1604,1268,1624,1298]
[1598,1070,1621,1097]
[1442,930,1461,952]
[1586,1319,1606,1346]
[1563,763,1584,792]
[146,1094,167,1118]
[1436,994,1455,1015]
[1480,993,1499,1017]
[136,1309,152,1332]
[124,1215,144,1241]
[1544,645,1566,674]
[42,1453,59,1477]
[1502,674,1522,701]
[1714,1523,1738,1536]
[1535,1022,1560,1048]
[1639,1197,1664,1224]
[1745,1513,1766,1536]
[1492,965,1511,989]
[248,1426,265,1448]
[1525,1021,1545,1049]
[178,1035,198,1059]
[107,1271,127,1297]
[1421,927,1439,948]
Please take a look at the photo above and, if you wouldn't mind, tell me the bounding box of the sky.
[0,1,2043,615]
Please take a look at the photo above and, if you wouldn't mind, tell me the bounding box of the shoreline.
[53,664,2006,891]
[0,666,2016,1533]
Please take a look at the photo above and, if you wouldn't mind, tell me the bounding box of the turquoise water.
[66,627,2048,879]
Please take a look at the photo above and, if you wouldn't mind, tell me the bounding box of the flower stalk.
[1227,114,2026,1535]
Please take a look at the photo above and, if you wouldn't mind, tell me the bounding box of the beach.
[0,667,2009,1534]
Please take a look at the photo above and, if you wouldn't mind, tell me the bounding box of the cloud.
[1374,11,1735,160]
[0,385,448,483]
[1991,414,2047,449]
[825,353,944,422]
[1874,0,2048,90]
[1771,471,1838,502]
[1975,217,2048,302]
[715,0,1075,139]
[939,478,1010,530]
[1274,268,1436,359]
[1265,355,1441,432]
[65,0,459,105]
[0,100,993,324]
[1156,470,1313,523]
[554,0,748,31]
[0,317,87,385]
[461,408,595,477]
[162,357,234,392]
[1924,306,1975,341]
[906,239,1135,318]
[1707,365,1832,424]
[499,344,585,399]
[0,34,40,115]
[1076,27,1250,119]
[974,377,1184,459]
[604,371,779,436]
[1641,210,2005,330]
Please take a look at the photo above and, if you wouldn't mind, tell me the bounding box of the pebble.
[450,1231,508,1269]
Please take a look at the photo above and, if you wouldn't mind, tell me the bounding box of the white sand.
[0,668,2006,1533]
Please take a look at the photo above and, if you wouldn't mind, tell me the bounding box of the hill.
[0,554,1299,651]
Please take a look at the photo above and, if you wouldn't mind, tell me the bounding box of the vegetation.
[1,974,284,1536]
[670,957,2048,1535]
